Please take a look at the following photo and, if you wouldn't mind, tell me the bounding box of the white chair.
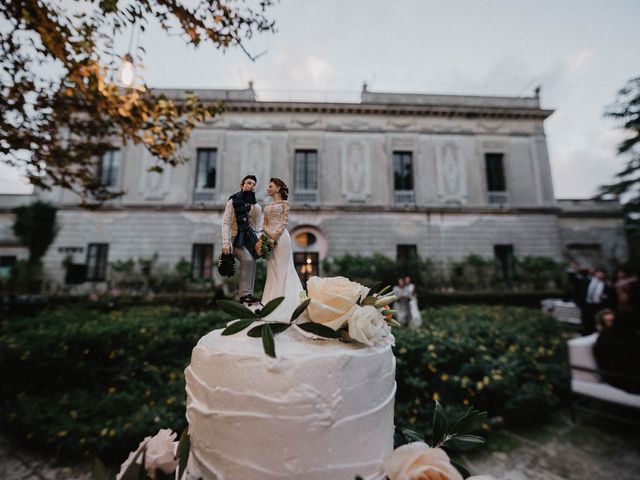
[567,333,640,423]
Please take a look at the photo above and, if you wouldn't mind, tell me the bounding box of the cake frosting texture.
[184,327,396,480]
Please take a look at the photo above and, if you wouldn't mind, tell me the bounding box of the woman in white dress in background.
[261,178,304,321]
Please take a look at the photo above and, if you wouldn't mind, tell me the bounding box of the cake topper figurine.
[221,174,263,306]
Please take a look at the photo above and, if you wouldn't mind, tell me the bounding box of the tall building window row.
[195,148,217,190]
[294,150,318,191]
[393,151,414,191]
[98,149,121,187]
[192,243,214,280]
[86,243,109,281]
[485,153,507,206]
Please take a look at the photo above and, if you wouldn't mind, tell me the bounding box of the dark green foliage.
[598,77,640,262]
[0,305,227,462]
[12,201,58,261]
[393,305,570,437]
[0,304,569,465]
[8,259,44,294]
[323,253,440,293]
[323,253,567,295]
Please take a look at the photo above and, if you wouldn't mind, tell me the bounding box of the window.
[294,150,318,190]
[485,153,506,192]
[393,152,414,191]
[0,256,17,280]
[98,149,121,187]
[86,243,109,281]
[192,244,214,280]
[195,149,217,190]
[294,252,319,287]
[494,244,514,283]
[294,231,317,247]
[397,244,417,263]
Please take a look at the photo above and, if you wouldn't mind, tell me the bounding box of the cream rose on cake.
[348,304,387,346]
[384,442,463,480]
[116,429,178,480]
[305,276,364,330]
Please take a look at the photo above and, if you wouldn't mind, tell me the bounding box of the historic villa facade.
[0,86,628,287]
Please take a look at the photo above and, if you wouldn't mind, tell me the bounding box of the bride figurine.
[261,178,304,322]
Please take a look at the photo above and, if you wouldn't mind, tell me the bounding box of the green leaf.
[270,323,291,335]
[297,322,342,339]
[361,296,377,306]
[450,458,471,479]
[378,285,391,296]
[217,300,258,319]
[177,429,190,480]
[262,323,276,358]
[247,324,264,337]
[443,434,486,452]
[258,297,285,318]
[431,400,448,447]
[221,319,255,336]
[290,298,311,322]
[91,459,108,480]
[120,445,146,480]
[401,428,424,443]
[367,280,385,296]
[451,408,487,435]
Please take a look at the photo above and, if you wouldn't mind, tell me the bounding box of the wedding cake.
[184,326,396,480]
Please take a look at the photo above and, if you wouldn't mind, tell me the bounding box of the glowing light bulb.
[119,53,135,87]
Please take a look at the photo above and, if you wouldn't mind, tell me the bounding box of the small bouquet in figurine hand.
[255,233,276,259]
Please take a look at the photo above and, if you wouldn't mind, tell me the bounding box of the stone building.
[0,86,628,288]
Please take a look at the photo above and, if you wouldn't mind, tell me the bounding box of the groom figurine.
[222,174,263,305]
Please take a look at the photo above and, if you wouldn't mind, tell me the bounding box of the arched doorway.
[290,226,327,287]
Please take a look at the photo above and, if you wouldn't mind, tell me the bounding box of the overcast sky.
[2,0,639,198]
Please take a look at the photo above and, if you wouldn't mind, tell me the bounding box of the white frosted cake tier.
[184,327,396,480]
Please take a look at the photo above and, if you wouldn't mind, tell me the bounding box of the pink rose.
[384,442,463,480]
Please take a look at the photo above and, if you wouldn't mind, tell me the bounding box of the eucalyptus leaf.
[362,297,377,306]
[290,298,311,322]
[297,322,342,339]
[217,300,258,319]
[401,428,425,443]
[91,459,108,480]
[443,434,486,452]
[378,285,391,296]
[221,319,255,336]
[120,445,146,480]
[177,429,190,480]
[451,408,487,435]
[258,297,285,318]
[248,323,290,337]
[262,323,276,358]
[450,458,471,479]
[431,400,448,448]
[247,324,265,337]
[270,323,291,335]
[367,280,385,296]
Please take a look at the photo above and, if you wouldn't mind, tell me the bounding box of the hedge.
[0,304,570,463]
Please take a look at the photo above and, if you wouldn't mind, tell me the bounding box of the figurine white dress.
[261,181,304,322]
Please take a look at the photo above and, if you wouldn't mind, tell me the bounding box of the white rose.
[384,442,463,480]
[467,476,497,480]
[306,276,364,330]
[347,305,385,346]
[116,429,178,480]
[145,429,178,476]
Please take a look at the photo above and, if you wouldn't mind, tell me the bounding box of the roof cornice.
[221,101,553,120]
